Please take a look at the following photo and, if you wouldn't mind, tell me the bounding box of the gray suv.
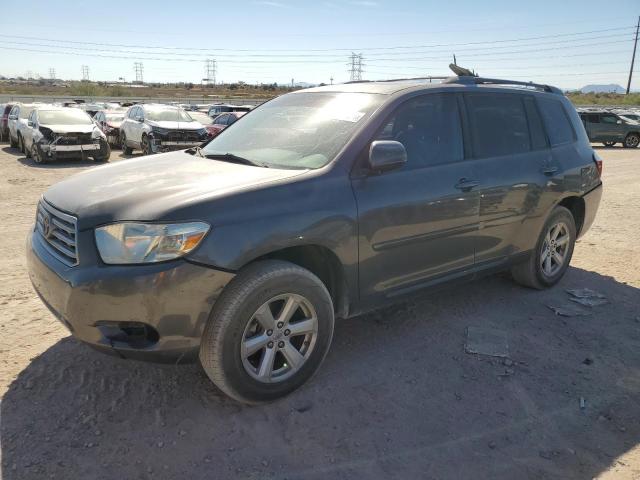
[27,76,602,403]
[578,110,640,148]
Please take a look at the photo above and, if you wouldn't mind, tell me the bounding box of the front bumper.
[26,227,234,362]
[39,139,106,159]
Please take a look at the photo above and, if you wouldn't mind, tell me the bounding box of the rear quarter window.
[536,97,575,146]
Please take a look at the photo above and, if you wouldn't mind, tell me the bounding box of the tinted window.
[215,115,228,126]
[374,94,463,168]
[466,94,530,157]
[523,97,547,150]
[586,114,600,123]
[536,97,575,146]
[601,114,618,124]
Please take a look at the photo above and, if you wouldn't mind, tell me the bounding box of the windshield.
[105,113,125,122]
[38,109,93,125]
[146,108,193,122]
[201,92,384,169]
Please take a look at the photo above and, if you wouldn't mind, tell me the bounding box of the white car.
[23,107,110,164]
[7,103,37,152]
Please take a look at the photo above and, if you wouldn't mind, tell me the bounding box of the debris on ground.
[566,288,609,307]
[547,304,592,317]
[580,397,586,409]
[582,358,594,365]
[465,327,509,358]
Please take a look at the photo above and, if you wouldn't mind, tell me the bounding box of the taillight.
[592,151,603,177]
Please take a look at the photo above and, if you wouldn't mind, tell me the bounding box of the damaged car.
[94,110,126,147]
[119,104,209,155]
[23,107,111,164]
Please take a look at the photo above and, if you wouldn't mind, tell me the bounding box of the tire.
[623,133,640,148]
[9,132,18,148]
[511,206,576,290]
[602,141,616,147]
[93,141,111,162]
[31,143,47,164]
[18,134,25,154]
[120,132,133,155]
[141,134,152,155]
[200,260,335,404]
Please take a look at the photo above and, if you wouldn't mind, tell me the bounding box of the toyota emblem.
[42,214,53,238]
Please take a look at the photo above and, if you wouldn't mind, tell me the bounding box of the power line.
[0,26,634,53]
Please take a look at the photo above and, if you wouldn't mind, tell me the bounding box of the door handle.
[542,166,558,176]
[455,179,480,191]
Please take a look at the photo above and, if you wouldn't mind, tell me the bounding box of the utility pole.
[627,15,640,94]
[81,65,89,81]
[330,76,334,85]
[49,68,55,80]
[204,59,216,86]
[134,62,144,84]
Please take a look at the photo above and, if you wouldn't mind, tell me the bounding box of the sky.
[1,0,639,90]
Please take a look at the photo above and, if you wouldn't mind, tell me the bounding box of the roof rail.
[443,76,563,95]
[345,76,449,84]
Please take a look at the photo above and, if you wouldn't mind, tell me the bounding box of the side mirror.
[617,120,622,124]
[135,116,144,123]
[27,120,34,127]
[368,140,407,173]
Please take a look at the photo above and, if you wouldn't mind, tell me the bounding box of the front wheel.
[9,132,18,148]
[93,141,111,162]
[511,206,576,289]
[120,132,133,155]
[141,134,153,155]
[199,260,335,404]
[31,143,47,164]
[623,133,640,148]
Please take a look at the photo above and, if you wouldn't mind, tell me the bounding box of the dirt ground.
[0,143,639,480]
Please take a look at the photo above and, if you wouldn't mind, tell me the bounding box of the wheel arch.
[557,195,585,236]
[247,244,350,319]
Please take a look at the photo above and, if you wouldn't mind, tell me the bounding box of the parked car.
[119,104,209,155]
[207,104,252,118]
[207,111,246,138]
[186,111,217,137]
[578,110,640,148]
[27,76,602,404]
[22,106,110,164]
[618,113,640,124]
[0,103,15,142]
[94,110,126,147]
[7,103,37,152]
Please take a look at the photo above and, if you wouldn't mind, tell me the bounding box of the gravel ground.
[1,144,639,480]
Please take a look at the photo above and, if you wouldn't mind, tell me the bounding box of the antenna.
[134,62,144,83]
[81,65,89,81]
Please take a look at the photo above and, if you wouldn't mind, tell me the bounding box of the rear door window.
[523,97,548,150]
[536,97,575,146]
[373,93,463,168]
[466,93,531,157]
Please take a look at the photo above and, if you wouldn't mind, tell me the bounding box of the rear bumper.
[579,182,603,238]
[26,227,234,362]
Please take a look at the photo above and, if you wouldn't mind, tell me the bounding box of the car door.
[8,106,19,139]
[23,110,36,151]
[131,107,145,145]
[600,113,625,141]
[351,93,479,300]
[464,93,553,265]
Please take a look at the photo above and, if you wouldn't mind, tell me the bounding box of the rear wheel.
[511,206,576,289]
[623,133,640,148]
[602,141,616,147]
[120,133,133,155]
[199,260,335,404]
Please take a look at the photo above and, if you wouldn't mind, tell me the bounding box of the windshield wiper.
[186,146,205,157]
[203,152,269,168]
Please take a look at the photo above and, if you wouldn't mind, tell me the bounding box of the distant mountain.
[580,84,626,94]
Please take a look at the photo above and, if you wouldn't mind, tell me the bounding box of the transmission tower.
[348,52,364,81]
[81,65,89,81]
[49,68,56,80]
[204,59,217,85]
[134,62,144,83]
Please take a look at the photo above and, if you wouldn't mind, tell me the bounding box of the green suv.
[579,111,640,148]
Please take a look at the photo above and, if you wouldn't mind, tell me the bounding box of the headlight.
[151,126,169,135]
[92,127,105,139]
[95,222,210,264]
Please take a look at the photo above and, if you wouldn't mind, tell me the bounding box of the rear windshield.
[38,109,93,125]
[146,108,193,122]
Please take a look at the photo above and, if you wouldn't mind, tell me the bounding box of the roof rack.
[443,76,563,95]
[344,76,449,84]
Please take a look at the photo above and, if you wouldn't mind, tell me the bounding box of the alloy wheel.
[241,293,318,383]
[625,134,639,148]
[31,145,42,164]
[540,221,570,277]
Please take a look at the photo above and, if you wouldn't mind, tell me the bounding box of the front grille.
[166,130,201,142]
[56,133,92,145]
[36,199,79,267]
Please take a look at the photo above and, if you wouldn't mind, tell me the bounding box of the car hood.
[147,120,203,130]
[40,124,95,134]
[43,150,307,229]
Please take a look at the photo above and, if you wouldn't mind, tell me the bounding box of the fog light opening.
[96,321,159,348]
